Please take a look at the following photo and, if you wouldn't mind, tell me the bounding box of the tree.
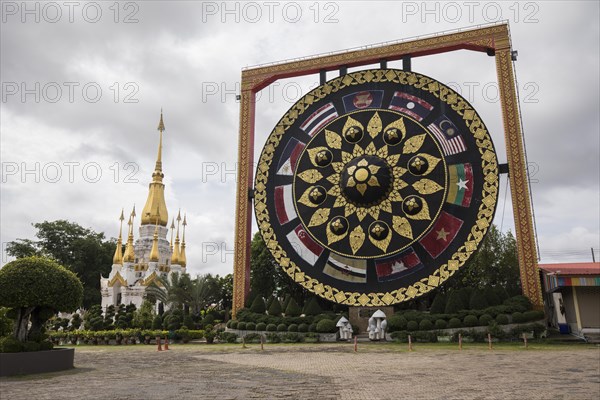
[250,232,277,299]
[133,300,155,329]
[6,220,114,308]
[285,298,302,317]
[302,297,322,316]
[268,298,283,316]
[0,257,83,342]
[250,296,266,314]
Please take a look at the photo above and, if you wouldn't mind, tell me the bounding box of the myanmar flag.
[419,211,463,259]
[446,163,473,207]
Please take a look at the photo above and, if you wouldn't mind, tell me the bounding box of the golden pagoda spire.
[169,218,175,252]
[112,209,125,265]
[141,110,168,226]
[171,210,181,265]
[123,207,136,263]
[149,212,160,262]
[180,213,187,268]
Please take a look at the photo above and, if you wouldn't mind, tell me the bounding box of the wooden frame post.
[232,23,542,318]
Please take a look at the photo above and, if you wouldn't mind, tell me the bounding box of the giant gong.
[254,69,499,306]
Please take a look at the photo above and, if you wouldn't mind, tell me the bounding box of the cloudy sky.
[1,1,599,277]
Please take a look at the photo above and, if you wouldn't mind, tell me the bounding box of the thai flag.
[323,253,367,283]
[276,137,305,176]
[375,247,423,282]
[419,211,463,259]
[388,91,434,121]
[428,115,466,156]
[300,103,338,137]
[342,90,384,112]
[274,185,297,225]
[286,225,323,266]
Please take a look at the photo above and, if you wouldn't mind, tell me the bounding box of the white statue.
[369,310,387,341]
[336,316,353,340]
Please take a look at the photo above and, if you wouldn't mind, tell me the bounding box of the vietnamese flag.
[446,163,473,207]
[419,211,463,259]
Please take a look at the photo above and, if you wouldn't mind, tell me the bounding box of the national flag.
[388,91,434,121]
[300,102,338,137]
[342,90,384,112]
[428,115,466,156]
[274,185,297,225]
[446,163,474,207]
[375,247,424,282]
[276,137,305,176]
[286,224,323,265]
[419,211,463,259]
[323,253,367,283]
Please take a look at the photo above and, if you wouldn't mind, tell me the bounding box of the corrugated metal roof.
[538,262,600,275]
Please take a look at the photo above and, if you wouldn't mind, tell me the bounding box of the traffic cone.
[164,337,170,350]
[156,336,162,351]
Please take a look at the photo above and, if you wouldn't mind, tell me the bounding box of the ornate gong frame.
[232,23,542,317]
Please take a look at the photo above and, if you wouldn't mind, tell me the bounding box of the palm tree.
[146,272,191,310]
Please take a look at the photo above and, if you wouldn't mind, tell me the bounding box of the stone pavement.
[1,343,598,399]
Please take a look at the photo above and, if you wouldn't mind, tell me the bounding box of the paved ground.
[1,343,599,399]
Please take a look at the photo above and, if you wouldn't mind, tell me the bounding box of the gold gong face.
[254,69,499,307]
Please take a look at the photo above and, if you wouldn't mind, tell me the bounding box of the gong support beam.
[232,22,542,318]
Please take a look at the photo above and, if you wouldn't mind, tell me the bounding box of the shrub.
[445,291,465,314]
[230,321,238,330]
[511,312,526,323]
[152,315,163,330]
[226,320,233,328]
[419,319,433,331]
[503,295,532,312]
[308,323,317,333]
[469,289,489,310]
[387,316,408,332]
[495,314,509,325]
[0,336,24,353]
[255,322,266,331]
[218,332,238,343]
[304,332,320,343]
[284,298,302,317]
[298,323,308,332]
[484,287,501,306]
[203,314,215,326]
[244,333,262,343]
[479,314,493,326]
[276,323,287,332]
[250,296,266,314]
[246,322,256,331]
[406,320,419,331]
[237,322,247,330]
[302,297,322,316]
[523,310,545,322]
[448,318,462,328]
[288,323,298,332]
[435,319,447,329]
[463,315,478,327]
[429,292,447,314]
[282,332,304,343]
[316,319,336,333]
[266,323,277,332]
[390,330,409,342]
[268,298,282,317]
[265,332,281,343]
[281,296,291,312]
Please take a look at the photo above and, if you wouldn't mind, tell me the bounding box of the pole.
[487,333,492,350]
[408,335,413,352]
[260,334,264,351]
[592,247,596,263]
[458,333,462,351]
[354,336,358,353]
[523,332,528,348]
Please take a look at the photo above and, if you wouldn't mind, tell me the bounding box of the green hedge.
[316,319,336,333]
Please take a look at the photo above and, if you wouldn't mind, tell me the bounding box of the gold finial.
[141,110,168,226]
[171,209,181,265]
[123,206,136,263]
[149,212,160,262]
[180,213,187,268]
[112,209,125,265]
[169,218,175,250]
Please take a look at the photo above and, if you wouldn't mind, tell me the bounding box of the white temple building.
[101,112,188,310]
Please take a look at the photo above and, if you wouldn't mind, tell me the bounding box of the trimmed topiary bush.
[429,292,447,314]
[276,323,287,332]
[387,315,408,332]
[445,291,465,314]
[419,319,433,331]
[503,295,532,312]
[463,315,478,327]
[479,314,493,325]
[267,298,282,316]
[255,322,266,331]
[511,312,526,323]
[284,298,302,317]
[287,324,298,332]
[246,322,256,331]
[298,323,308,332]
[266,323,277,332]
[316,319,336,333]
[495,314,509,325]
[406,320,419,331]
[308,323,317,333]
[250,296,266,314]
[0,336,24,353]
[230,321,238,329]
[435,319,447,329]
[237,322,247,330]
[523,310,545,322]
[302,297,322,316]
[448,318,462,329]
[469,289,489,310]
